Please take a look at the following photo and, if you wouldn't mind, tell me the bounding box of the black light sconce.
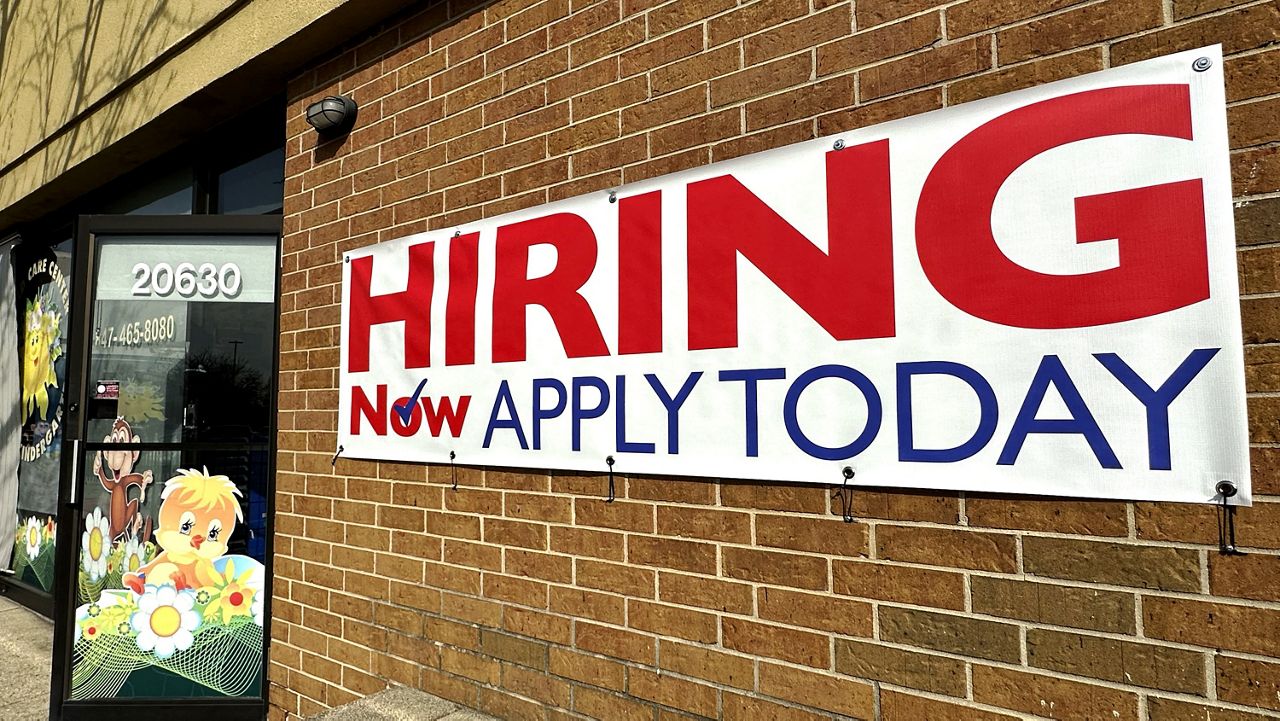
[306,95,358,136]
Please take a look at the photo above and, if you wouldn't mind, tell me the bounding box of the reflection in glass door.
[54,217,278,721]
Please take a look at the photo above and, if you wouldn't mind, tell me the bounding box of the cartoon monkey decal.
[92,418,153,543]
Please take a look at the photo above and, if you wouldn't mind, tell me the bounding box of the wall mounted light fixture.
[305,95,358,136]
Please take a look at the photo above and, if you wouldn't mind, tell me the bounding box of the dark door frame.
[50,214,282,721]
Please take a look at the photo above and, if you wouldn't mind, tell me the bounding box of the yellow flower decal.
[203,559,257,624]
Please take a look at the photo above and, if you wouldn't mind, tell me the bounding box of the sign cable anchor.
[331,444,344,469]
[1216,480,1245,555]
[833,466,855,523]
[605,455,616,503]
[450,451,458,491]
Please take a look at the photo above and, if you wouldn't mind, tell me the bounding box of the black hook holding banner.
[605,456,616,503]
[450,451,458,491]
[1216,480,1245,555]
[331,444,344,469]
[833,466,855,523]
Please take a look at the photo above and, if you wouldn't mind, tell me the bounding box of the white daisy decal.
[80,508,110,581]
[251,591,263,627]
[23,517,42,560]
[131,585,199,659]
[121,537,146,575]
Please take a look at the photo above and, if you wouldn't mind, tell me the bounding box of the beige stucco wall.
[0,0,412,224]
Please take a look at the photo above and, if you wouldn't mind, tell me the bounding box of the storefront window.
[9,237,73,593]
[216,148,284,215]
[86,236,277,445]
[98,166,194,215]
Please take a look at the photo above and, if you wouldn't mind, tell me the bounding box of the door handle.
[66,439,81,509]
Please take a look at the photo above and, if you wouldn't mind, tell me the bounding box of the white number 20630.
[131,262,242,298]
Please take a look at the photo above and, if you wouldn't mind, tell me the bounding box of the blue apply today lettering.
[481,349,1220,471]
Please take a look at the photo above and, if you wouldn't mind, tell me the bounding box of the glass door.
[51,215,280,721]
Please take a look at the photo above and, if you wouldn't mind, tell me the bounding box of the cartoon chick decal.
[124,467,242,593]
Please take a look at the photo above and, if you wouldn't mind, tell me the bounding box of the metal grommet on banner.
[833,466,855,523]
[450,451,458,492]
[608,190,617,204]
[1216,480,1245,555]
[605,455,616,503]
[331,444,344,469]
[1192,56,1213,72]
[452,230,461,238]
[833,139,845,151]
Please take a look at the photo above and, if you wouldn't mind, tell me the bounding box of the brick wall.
[273,0,1280,719]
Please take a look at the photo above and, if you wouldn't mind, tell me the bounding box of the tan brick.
[723,618,829,667]
[973,665,1139,721]
[743,4,850,65]
[1023,537,1201,592]
[722,546,828,590]
[755,513,868,556]
[745,74,856,130]
[627,599,717,643]
[758,662,876,718]
[628,667,718,717]
[1216,655,1280,712]
[708,0,808,46]
[1144,596,1280,656]
[627,535,717,574]
[549,526,625,560]
[999,0,1162,64]
[966,496,1127,535]
[875,525,1016,572]
[1112,2,1280,65]
[881,690,1019,721]
[850,489,959,523]
[651,44,740,95]
[879,606,1021,663]
[946,0,1079,37]
[970,576,1136,634]
[711,52,812,108]
[1136,500,1280,550]
[574,498,654,532]
[950,48,1105,105]
[817,12,941,76]
[659,640,754,689]
[549,587,625,624]
[723,692,827,721]
[861,37,991,101]
[1148,697,1273,721]
[757,587,873,637]
[549,647,625,690]
[574,622,655,665]
[658,571,755,614]
[625,474,716,504]
[656,505,750,543]
[1211,552,1280,602]
[573,685,653,721]
[494,491,565,525]
[1027,628,1205,693]
[1226,49,1280,103]
[833,560,965,610]
[576,558,656,598]
[835,638,967,696]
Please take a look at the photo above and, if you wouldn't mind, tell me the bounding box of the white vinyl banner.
[339,46,1249,505]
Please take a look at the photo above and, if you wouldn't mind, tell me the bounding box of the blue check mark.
[394,378,428,425]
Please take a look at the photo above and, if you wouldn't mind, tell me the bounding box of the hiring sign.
[338,46,1248,504]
